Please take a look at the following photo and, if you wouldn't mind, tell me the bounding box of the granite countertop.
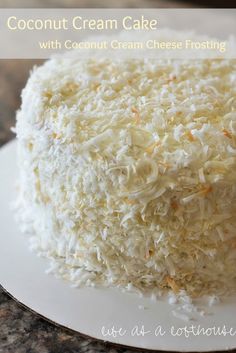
[0,1,234,353]
[0,288,137,353]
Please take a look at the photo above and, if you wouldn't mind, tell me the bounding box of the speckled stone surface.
[0,287,144,353]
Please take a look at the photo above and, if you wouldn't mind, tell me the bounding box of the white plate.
[0,140,236,352]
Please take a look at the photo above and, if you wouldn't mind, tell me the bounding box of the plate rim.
[2,283,236,353]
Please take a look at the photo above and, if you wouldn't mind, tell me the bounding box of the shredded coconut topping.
[15,43,236,297]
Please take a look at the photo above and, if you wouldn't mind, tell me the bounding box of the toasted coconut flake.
[222,128,232,139]
[166,276,180,294]
[131,106,141,125]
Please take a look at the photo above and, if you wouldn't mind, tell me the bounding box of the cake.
[15,49,236,297]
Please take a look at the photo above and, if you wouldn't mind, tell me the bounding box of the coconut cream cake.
[15,51,236,297]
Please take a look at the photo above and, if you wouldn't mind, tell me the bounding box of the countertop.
[0,1,235,353]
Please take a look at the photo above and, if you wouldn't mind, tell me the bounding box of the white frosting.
[15,40,236,297]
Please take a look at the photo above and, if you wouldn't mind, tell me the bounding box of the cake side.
[15,54,236,297]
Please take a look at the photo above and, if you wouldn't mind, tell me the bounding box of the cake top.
[23,56,236,185]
